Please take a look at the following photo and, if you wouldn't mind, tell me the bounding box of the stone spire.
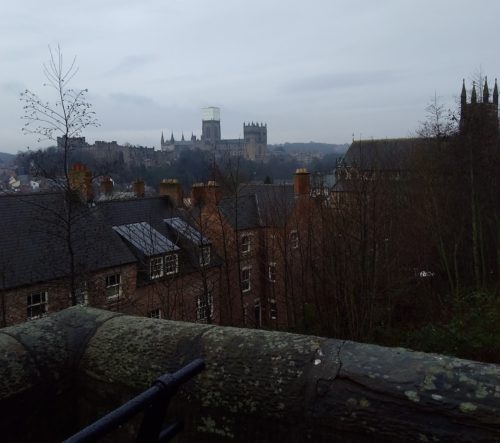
[170,132,175,143]
[181,133,185,141]
[161,131,165,146]
[494,78,498,106]
[471,81,477,104]
[461,79,467,108]
[483,77,489,103]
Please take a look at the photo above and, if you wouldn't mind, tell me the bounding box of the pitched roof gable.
[343,138,421,171]
[0,193,136,290]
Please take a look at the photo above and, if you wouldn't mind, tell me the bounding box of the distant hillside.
[269,142,349,155]
[0,152,15,165]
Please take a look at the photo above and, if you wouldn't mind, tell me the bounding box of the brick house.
[0,192,221,327]
[97,196,221,323]
[191,170,317,330]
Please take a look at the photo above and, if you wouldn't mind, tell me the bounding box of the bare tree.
[19,46,99,305]
[417,93,457,140]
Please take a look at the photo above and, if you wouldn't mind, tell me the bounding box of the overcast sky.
[1,0,499,153]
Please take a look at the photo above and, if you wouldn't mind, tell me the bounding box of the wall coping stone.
[0,306,499,442]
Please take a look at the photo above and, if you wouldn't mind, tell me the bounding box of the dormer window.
[165,254,179,275]
[150,256,164,279]
[199,246,211,266]
[241,234,251,254]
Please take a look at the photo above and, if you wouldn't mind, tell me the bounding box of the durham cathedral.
[160,107,268,161]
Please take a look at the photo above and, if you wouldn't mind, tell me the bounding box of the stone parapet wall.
[0,307,499,442]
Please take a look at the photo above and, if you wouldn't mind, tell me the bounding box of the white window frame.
[241,266,251,292]
[70,282,88,306]
[268,262,277,282]
[240,234,252,254]
[27,291,48,320]
[196,291,214,322]
[165,254,179,275]
[254,300,261,327]
[199,246,211,266]
[105,274,122,299]
[290,230,299,249]
[270,299,277,320]
[148,308,162,319]
[150,256,164,279]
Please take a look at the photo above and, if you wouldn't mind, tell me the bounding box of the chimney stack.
[132,179,145,198]
[100,176,113,196]
[69,163,93,202]
[159,179,182,206]
[206,180,221,204]
[191,183,205,207]
[293,168,310,196]
[190,181,221,207]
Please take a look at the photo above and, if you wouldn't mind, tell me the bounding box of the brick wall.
[0,264,137,327]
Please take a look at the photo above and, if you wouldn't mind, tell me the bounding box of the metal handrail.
[64,358,205,443]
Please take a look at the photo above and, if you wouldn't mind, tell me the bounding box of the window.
[196,291,213,322]
[241,234,251,254]
[150,256,164,279]
[105,274,121,299]
[27,291,48,320]
[148,308,162,319]
[254,301,261,327]
[165,254,179,275]
[199,246,211,266]
[270,299,277,320]
[73,282,88,306]
[241,267,251,292]
[290,230,299,249]
[268,262,277,282]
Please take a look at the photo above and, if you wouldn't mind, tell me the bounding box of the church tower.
[243,122,268,161]
[459,77,499,137]
[201,107,221,145]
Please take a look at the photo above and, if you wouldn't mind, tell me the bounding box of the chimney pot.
[293,168,310,195]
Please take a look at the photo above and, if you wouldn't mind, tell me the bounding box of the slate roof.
[240,184,295,228]
[98,196,222,274]
[165,217,210,246]
[218,184,295,230]
[0,193,136,290]
[218,194,260,231]
[343,138,421,171]
[97,196,176,232]
[113,222,179,256]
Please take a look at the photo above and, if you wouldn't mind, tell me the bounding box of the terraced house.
[191,169,320,331]
[0,191,221,327]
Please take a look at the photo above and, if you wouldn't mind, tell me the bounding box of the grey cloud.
[282,70,407,94]
[108,93,157,106]
[1,81,26,96]
[105,55,157,76]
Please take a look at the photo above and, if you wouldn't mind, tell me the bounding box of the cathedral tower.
[243,122,267,161]
[201,107,221,145]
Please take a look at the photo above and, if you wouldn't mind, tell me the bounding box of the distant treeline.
[14,146,344,190]
[0,152,15,165]
[269,142,349,155]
